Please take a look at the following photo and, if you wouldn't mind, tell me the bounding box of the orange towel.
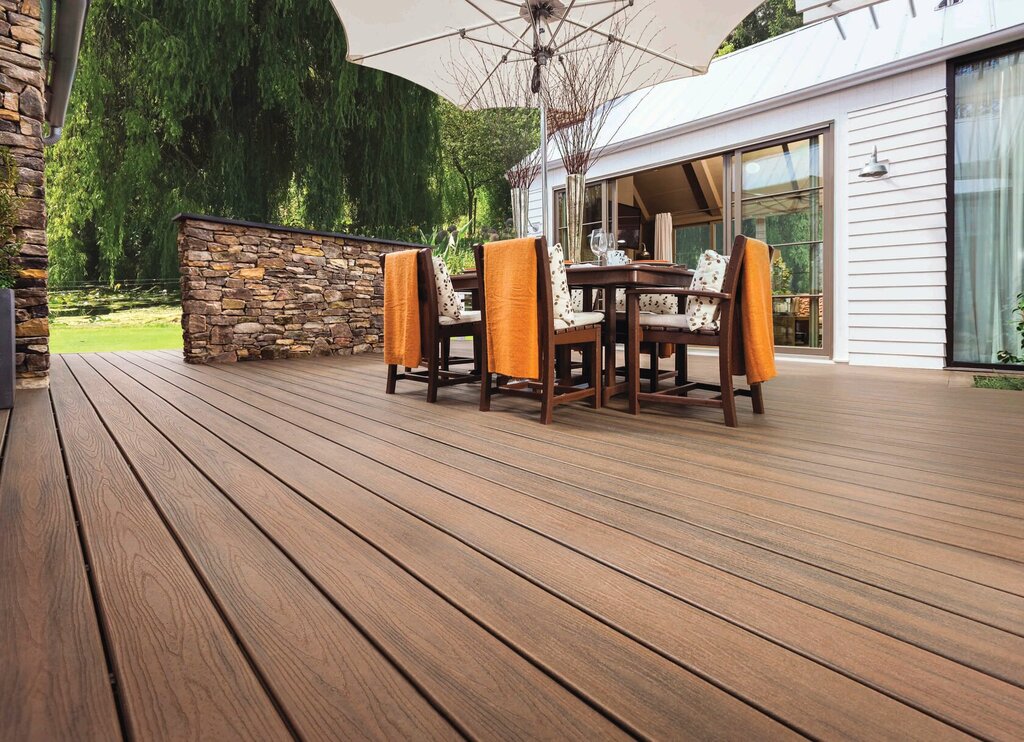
[483,238,539,379]
[383,250,423,368]
[731,238,777,384]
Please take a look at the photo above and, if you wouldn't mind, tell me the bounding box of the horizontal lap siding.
[846,89,948,368]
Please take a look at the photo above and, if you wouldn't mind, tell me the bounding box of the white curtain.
[953,50,1024,365]
[654,213,673,262]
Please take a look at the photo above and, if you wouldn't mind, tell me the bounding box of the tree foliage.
[718,0,802,55]
[47,0,440,284]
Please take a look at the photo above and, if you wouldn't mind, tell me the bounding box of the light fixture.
[859,146,889,179]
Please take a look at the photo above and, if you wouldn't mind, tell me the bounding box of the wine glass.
[589,229,609,266]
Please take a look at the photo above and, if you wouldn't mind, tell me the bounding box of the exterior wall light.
[859,146,889,179]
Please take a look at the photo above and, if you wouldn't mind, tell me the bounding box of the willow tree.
[46,0,440,284]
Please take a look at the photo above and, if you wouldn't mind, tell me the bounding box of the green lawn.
[973,374,1024,391]
[51,305,183,354]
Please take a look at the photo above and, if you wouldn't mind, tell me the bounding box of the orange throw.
[731,238,777,385]
[483,238,540,379]
[383,250,423,368]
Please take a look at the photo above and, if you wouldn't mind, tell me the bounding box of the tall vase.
[564,172,586,263]
[510,187,531,238]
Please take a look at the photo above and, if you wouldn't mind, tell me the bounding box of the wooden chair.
[474,238,602,425]
[626,235,770,427]
[380,248,482,402]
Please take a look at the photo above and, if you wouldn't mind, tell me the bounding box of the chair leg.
[426,342,440,403]
[386,364,398,394]
[590,335,601,409]
[751,381,765,414]
[472,329,482,376]
[441,337,451,370]
[556,346,572,385]
[719,345,737,427]
[649,347,659,393]
[627,313,641,415]
[540,349,556,425]
[675,345,688,389]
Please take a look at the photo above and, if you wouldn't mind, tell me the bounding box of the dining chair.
[625,235,776,427]
[380,248,482,402]
[473,237,602,424]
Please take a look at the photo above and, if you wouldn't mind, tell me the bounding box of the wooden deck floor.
[2,349,1023,741]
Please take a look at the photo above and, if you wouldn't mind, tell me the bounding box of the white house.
[529,0,1024,370]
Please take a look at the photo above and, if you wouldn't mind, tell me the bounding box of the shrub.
[996,292,1024,365]
[0,147,19,290]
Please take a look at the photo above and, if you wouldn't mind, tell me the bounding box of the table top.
[451,263,693,290]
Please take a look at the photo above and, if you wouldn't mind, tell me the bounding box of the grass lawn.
[973,374,1024,391]
[51,305,183,354]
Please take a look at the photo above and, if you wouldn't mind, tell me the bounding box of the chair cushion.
[615,289,678,313]
[639,313,717,333]
[559,310,603,329]
[571,288,584,312]
[432,256,464,320]
[548,243,575,329]
[438,309,481,326]
[684,250,729,331]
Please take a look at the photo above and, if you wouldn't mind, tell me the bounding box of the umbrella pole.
[539,67,549,242]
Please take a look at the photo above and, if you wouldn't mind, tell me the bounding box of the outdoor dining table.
[451,262,694,403]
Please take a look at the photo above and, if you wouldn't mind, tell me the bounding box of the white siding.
[846,90,947,369]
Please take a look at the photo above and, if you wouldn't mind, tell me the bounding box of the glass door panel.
[952,47,1024,366]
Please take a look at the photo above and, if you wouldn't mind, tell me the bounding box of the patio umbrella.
[328,0,764,238]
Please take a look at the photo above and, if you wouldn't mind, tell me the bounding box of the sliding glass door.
[951,45,1024,367]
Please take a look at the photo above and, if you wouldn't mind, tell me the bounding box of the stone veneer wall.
[1,0,47,387]
[177,214,416,363]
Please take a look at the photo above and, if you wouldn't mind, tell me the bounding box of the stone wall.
[1,0,47,387]
[177,214,415,363]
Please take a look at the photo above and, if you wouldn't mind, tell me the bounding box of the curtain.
[953,49,1024,365]
[654,213,673,262]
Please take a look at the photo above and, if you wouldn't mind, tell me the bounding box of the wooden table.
[452,263,693,403]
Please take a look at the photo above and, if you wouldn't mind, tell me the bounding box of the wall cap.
[172,213,428,250]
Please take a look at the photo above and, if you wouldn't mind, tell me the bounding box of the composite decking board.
[200,357,1024,686]
[81,355,623,741]
[48,359,296,741]
[283,360,1024,551]
[338,354,1024,499]
[213,357,1024,629]
[0,388,123,741]
[91,354,792,740]
[110,355,979,740]
[115,353,1023,739]
[61,355,459,742]
[266,350,1024,517]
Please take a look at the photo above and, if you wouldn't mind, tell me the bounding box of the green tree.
[438,101,537,237]
[47,0,440,284]
[718,0,802,55]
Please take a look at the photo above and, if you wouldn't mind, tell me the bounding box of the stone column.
[1,0,47,388]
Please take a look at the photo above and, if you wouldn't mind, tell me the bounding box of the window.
[951,45,1024,367]
[674,223,724,268]
[739,135,826,350]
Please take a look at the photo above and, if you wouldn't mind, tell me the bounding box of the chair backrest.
[473,237,554,352]
[719,235,775,332]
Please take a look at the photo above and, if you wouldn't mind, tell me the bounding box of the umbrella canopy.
[329,0,762,109]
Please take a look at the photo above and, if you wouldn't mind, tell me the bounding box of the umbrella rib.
[554,2,632,50]
[462,0,533,51]
[463,53,511,109]
[549,0,580,46]
[349,13,521,62]
[461,34,532,54]
[557,16,704,74]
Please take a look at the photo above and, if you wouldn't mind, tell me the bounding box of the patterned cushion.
[438,310,481,326]
[571,289,584,313]
[568,310,604,328]
[432,256,464,320]
[615,289,678,314]
[549,243,575,329]
[684,250,729,331]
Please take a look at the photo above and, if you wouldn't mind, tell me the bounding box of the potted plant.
[0,147,20,409]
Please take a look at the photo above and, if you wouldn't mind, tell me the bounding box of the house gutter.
[41,0,91,146]
[539,21,1024,175]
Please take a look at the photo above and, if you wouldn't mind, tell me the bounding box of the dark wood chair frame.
[626,235,770,427]
[473,238,602,425]
[380,248,482,403]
